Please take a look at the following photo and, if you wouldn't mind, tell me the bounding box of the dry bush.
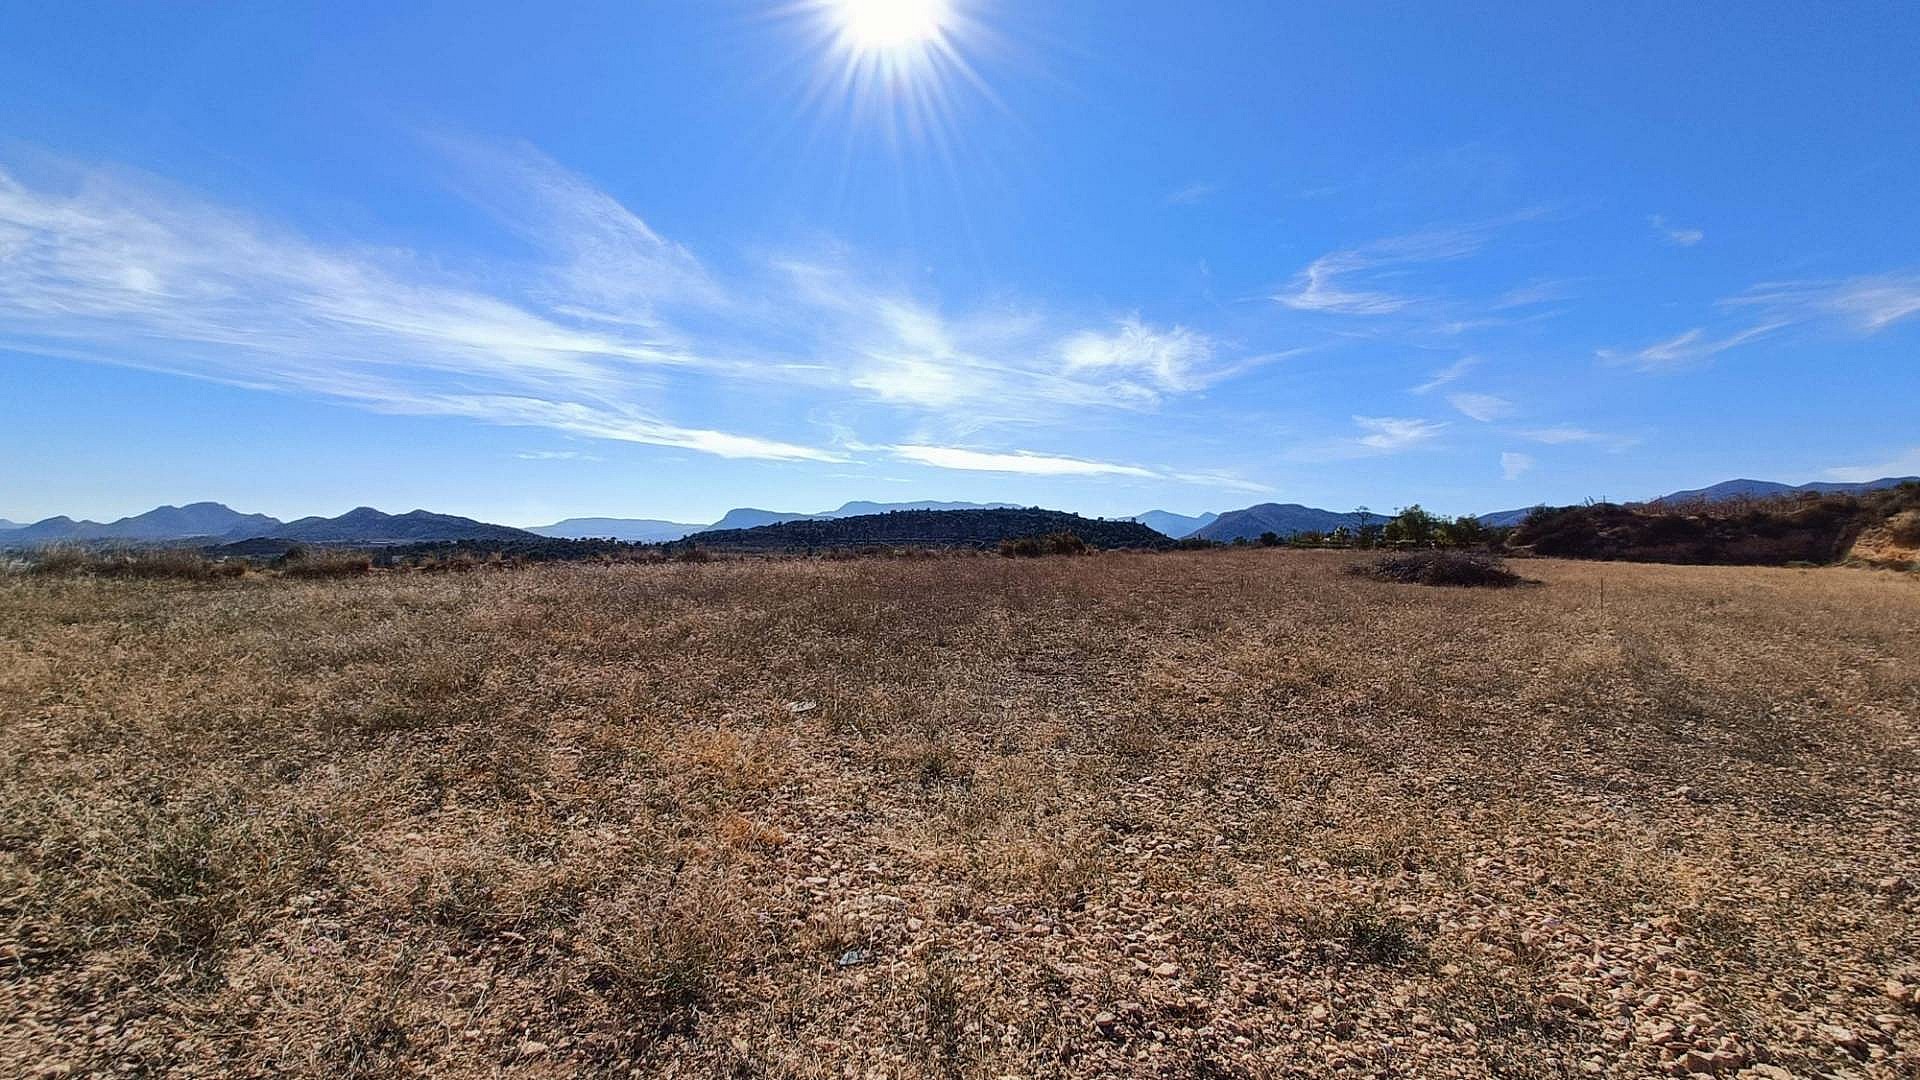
[998,531,1087,557]
[1889,509,1920,545]
[274,546,372,578]
[1347,549,1530,587]
[28,545,243,580]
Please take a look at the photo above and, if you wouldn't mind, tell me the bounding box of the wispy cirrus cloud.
[1500,451,1534,480]
[1410,356,1479,395]
[887,444,1157,478]
[1354,415,1448,452]
[1728,273,1920,333]
[1060,317,1214,393]
[1281,415,1449,461]
[516,449,601,461]
[1447,392,1515,422]
[0,145,1281,483]
[1275,228,1481,315]
[1823,447,1920,484]
[1597,323,1785,372]
[1165,181,1218,206]
[1601,271,1920,376]
[1649,214,1703,247]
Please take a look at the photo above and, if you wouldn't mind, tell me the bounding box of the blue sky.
[3,1,1917,526]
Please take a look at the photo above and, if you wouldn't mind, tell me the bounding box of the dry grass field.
[2,550,1917,1079]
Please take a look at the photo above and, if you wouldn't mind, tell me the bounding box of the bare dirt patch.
[2,551,1917,1077]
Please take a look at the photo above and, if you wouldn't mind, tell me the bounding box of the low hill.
[1476,506,1543,529]
[1132,510,1218,538]
[5,502,282,544]
[678,508,1167,552]
[256,508,536,545]
[1506,483,1920,565]
[1195,503,1368,541]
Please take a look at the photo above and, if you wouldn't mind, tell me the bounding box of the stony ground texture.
[2,551,1916,1078]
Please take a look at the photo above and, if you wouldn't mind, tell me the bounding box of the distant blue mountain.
[6,502,282,544]
[1131,510,1218,538]
[530,517,705,543]
[1476,506,1544,528]
[1649,476,1919,504]
[1194,504,1368,541]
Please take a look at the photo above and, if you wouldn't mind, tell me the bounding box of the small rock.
[1153,962,1179,978]
[1546,992,1590,1015]
[519,1040,549,1056]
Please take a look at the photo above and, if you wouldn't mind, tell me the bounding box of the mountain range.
[1130,510,1218,538]
[7,476,1915,549]
[1192,504,1373,542]
[0,503,530,546]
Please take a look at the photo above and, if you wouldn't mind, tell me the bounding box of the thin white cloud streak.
[1605,272,1920,376]
[1649,214,1703,247]
[1165,181,1218,205]
[887,444,1157,478]
[516,449,600,461]
[1410,356,1478,395]
[1597,323,1785,371]
[884,445,1275,496]
[1273,219,1520,316]
[1501,451,1534,480]
[1354,415,1448,451]
[1447,392,1514,422]
[1823,447,1920,484]
[1729,274,1920,333]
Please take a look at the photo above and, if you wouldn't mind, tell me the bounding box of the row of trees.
[1228,505,1503,550]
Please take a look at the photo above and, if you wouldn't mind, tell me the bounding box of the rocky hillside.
[1506,483,1920,565]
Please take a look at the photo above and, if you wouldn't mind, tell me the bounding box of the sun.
[830,0,951,53]
[790,0,993,150]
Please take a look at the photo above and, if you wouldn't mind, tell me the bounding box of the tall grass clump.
[28,545,243,580]
[274,545,373,578]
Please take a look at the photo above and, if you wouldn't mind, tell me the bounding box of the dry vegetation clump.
[26,545,245,580]
[1889,510,1920,546]
[1346,549,1531,587]
[272,545,373,578]
[2,551,1918,1078]
[999,531,1089,557]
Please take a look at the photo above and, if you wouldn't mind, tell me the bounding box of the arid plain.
[3,551,1917,1078]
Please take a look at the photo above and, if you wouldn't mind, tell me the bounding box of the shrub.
[275,546,373,579]
[999,532,1086,558]
[1889,510,1920,546]
[1347,550,1530,588]
[29,545,243,581]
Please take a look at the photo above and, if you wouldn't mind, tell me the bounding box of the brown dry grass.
[2,551,1917,1079]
